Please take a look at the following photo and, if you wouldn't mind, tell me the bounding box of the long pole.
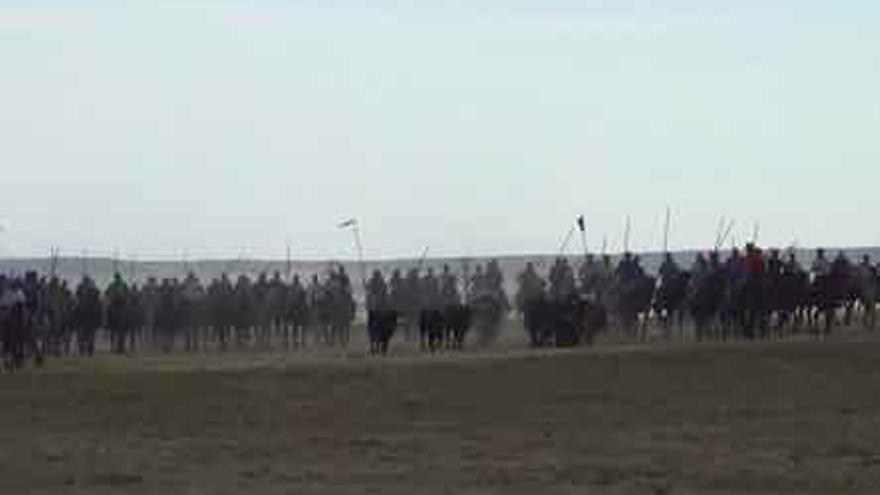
[285,242,292,281]
[623,215,632,253]
[50,246,58,278]
[461,257,471,304]
[578,216,588,259]
[182,248,190,275]
[558,224,575,257]
[663,206,671,253]
[352,223,367,284]
[714,216,725,250]
[416,246,430,272]
[128,254,136,283]
[0,225,5,276]
[718,219,736,250]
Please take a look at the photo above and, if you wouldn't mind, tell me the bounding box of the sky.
[1,1,879,260]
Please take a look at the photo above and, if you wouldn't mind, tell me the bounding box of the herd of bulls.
[0,245,877,371]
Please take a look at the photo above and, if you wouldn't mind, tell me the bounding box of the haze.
[1,2,878,260]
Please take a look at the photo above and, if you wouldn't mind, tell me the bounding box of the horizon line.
[0,245,875,264]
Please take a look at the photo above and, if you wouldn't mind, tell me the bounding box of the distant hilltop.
[2,247,880,296]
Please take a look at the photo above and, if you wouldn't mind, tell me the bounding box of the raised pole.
[558,224,576,257]
[577,215,588,259]
[353,223,367,284]
[285,242,292,281]
[50,246,59,278]
[663,206,671,253]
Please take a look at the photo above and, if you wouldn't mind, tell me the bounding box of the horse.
[688,271,726,342]
[469,292,508,347]
[612,275,656,342]
[74,281,103,357]
[654,271,690,340]
[521,294,553,347]
[106,288,131,354]
[283,282,309,348]
[1,299,44,371]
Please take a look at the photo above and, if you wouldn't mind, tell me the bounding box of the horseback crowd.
[1,246,878,370]
[0,267,357,370]
[514,245,880,346]
[0,260,513,369]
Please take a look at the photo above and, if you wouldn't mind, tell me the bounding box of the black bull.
[522,295,608,347]
[368,303,475,355]
[418,304,474,353]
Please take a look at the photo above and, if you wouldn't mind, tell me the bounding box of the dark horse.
[1,296,44,371]
[654,272,690,339]
[811,271,847,339]
[689,271,726,342]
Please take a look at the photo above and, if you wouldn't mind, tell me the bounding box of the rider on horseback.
[811,248,830,281]
[549,258,575,302]
[366,270,388,312]
[440,265,460,307]
[614,252,639,285]
[578,254,602,297]
[658,253,680,283]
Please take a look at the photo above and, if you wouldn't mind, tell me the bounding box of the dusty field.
[3,340,880,494]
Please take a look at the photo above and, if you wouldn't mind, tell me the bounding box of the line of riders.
[0,245,877,370]
[0,260,511,370]
[516,244,879,347]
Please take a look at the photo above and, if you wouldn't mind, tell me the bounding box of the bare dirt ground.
[3,338,880,494]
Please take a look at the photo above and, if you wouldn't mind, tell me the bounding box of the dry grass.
[3,339,880,494]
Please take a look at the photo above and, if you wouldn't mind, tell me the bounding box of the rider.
[365,269,388,312]
[831,251,852,279]
[469,264,487,300]
[811,248,831,281]
[578,254,602,294]
[549,257,575,301]
[766,249,783,278]
[421,267,441,312]
[615,252,639,284]
[440,265,460,308]
[744,243,765,281]
[485,260,504,295]
[783,251,803,276]
[858,255,876,282]
[690,252,710,286]
[389,269,405,312]
[516,262,545,310]
[658,252,680,283]
[632,255,646,278]
[726,247,746,284]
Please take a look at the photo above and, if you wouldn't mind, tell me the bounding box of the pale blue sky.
[1,2,878,260]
